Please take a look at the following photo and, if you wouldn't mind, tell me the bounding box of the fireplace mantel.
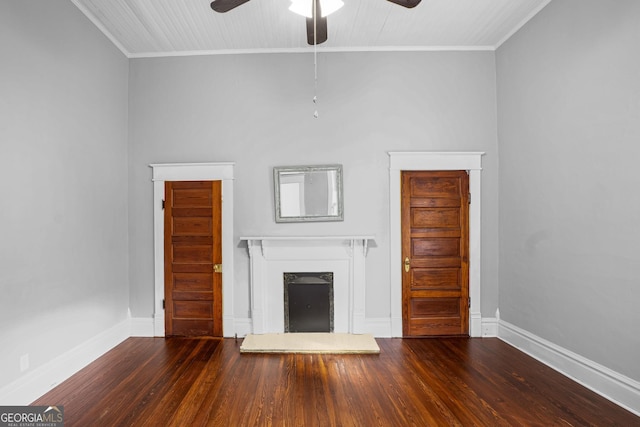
[241,235,374,256]
[240,236,374,334]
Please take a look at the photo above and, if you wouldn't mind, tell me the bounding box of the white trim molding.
[481,317,499,337]
[0,320,130,405]
[150,162,235,337]
[129,317,155,337]
[362,318,393,338]
[388,151,484,337]
[499,320,640,416]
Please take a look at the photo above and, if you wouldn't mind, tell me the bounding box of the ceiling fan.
[210,0,422,45]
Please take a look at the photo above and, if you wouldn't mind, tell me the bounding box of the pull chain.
[313,0,318,118]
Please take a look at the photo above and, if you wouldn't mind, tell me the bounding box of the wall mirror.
[274,164,343,223]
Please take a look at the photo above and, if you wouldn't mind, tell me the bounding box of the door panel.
[165,181,222,337]
[173,217,213,235]
[412,239,460,257]
[402,171,469,337]
[412,208,460,228]
[173,273,213,291]
[411,268,461,290]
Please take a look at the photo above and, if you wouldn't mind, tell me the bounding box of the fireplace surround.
[241,236,374,334]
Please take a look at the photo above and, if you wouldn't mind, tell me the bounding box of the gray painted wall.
[496,0,640,380]
[0,0,129,388]
[128,52,500,323]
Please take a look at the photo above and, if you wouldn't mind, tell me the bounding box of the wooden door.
[401,171,469,337]
[164,181,222,337]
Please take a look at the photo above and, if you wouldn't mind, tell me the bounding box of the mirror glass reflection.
[274,165,343,222]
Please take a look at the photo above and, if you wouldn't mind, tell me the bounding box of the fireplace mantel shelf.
[239,235,375,241]
[240,236,375,257]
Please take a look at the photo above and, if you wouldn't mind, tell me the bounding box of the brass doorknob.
[404,257,410,273]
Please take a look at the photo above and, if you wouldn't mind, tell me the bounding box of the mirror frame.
[273,164,344,223]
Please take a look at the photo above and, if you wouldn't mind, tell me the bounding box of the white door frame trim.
[150,162,235,337]
[388,152,484,337]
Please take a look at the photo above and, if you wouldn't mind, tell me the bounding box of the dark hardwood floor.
[33,337,638,426]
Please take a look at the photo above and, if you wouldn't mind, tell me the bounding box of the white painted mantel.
[240,236,375,335]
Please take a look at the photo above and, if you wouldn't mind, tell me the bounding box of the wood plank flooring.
[33,337,638,426]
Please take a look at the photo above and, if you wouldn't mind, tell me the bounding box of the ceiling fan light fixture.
[289,0,344,18]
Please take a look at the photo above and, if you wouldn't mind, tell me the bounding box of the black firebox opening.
[284,272,334,333]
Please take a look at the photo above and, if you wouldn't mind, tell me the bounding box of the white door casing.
[389,152,484,337]
[150,162,235,337]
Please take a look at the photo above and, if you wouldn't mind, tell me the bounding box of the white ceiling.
[71,0,552,58]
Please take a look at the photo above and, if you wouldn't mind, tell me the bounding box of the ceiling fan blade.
[386,0,422,8]
[306,0,328,45]
[210,0,251,13]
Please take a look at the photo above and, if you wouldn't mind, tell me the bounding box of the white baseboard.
[134,316,251,338]
[231,318,252,338]
[498,320,640,416]
[470,311,483,337]
[364,316,494,338]
[153,312,165,337]
[0,319,130,405]
[130,317,155,337]
[481,317,498,337]
[228,317,501,338]
[232,317,395,338]
[363,318,393,337]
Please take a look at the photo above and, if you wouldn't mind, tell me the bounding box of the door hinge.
[468,297,471,307]
[162,199,165,209]
[468,192,471,205]
[162,299,165,310]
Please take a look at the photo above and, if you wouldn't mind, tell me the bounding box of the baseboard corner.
[0,319,130,405]
[498,320,640,416]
